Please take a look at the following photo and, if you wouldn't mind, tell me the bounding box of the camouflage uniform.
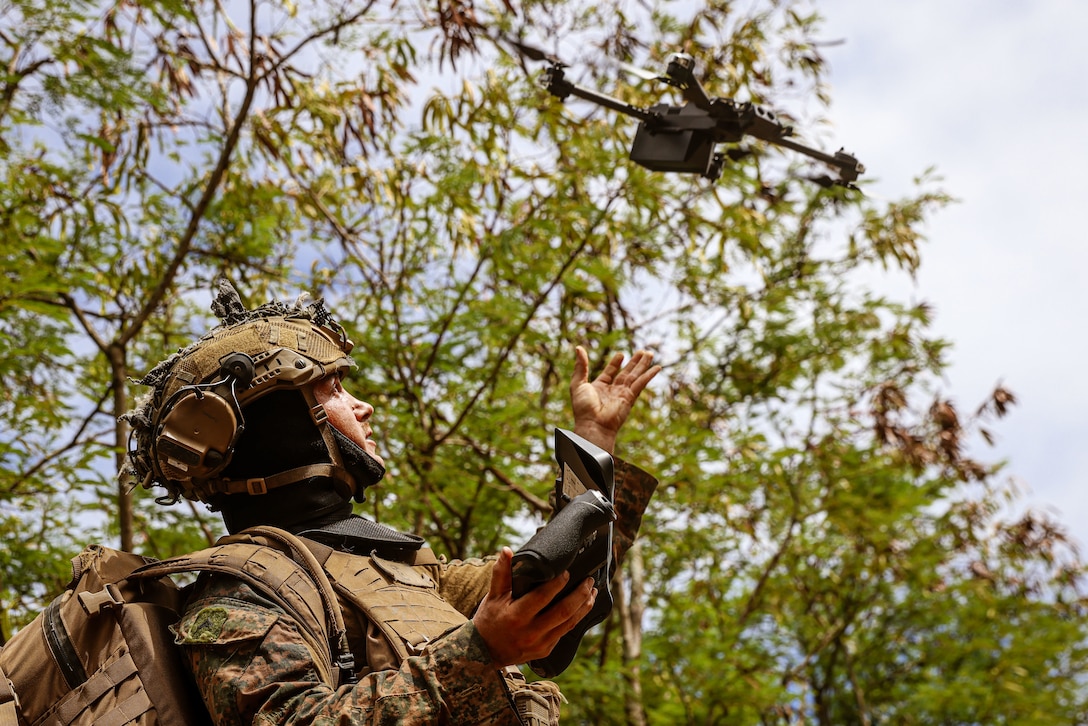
[174,460,657,725]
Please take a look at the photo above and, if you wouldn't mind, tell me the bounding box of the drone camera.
[630,124,717,177]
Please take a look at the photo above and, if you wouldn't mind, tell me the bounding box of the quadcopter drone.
[511,41,865,186]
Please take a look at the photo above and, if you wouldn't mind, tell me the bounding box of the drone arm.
[704,100,865,182]
[772,137,865,182]
[664,54,714,110]
[541,66,656,123]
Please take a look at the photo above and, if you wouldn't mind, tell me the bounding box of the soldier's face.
[312,374,385,466]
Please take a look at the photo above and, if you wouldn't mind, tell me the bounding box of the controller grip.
[510,489,615,600]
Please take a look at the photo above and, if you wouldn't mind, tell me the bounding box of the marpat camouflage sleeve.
[173,574,519,726]
[610,458,658,570]
[431,556,494,619]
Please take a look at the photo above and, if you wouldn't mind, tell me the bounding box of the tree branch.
[436,192,623,446]
[117,0,266,348]
[4,385,112,495]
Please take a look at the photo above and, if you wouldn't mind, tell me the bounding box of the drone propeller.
[502,35,562,65]
[613,59,663,82]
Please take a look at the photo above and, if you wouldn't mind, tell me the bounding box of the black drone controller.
[510,428,616,677]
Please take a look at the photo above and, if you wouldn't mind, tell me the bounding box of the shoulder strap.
[228,525,356,683]
[132,526,355,686]
[0,662,18,726]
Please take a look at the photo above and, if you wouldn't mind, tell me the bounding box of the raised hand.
[569,345,660,454]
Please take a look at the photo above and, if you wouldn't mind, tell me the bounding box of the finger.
[596,351,625,384]
[621,349,654,376]
[519,569,571,613]
[571,346,590,389]
[610,349,646,384]
[629,363,662,397]
[616,349,657,383]
[538,578,597,635]
[488,547,514,600]
[524,592,597,663]
[571,586,598,627]
[565,582,597,625]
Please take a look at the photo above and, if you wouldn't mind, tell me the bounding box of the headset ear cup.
[155,388,240,481]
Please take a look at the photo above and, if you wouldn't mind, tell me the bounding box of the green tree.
[2,0,1085,722]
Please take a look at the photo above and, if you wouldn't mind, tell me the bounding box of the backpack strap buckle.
[336,650,357,686]
[77,582,125,616]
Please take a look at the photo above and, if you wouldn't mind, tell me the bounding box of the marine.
[121,280,661,724]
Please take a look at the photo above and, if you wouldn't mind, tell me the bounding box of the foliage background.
[2,0,1086,723]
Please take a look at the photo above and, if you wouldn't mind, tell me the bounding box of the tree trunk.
[617,542,647,726]
[109,343,133,551]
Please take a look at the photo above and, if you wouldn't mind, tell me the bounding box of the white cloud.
[819,0,1088,544]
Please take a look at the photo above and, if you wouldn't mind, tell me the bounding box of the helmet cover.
[121,280,361,504]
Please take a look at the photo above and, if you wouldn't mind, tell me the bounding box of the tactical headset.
[153,351,255,484]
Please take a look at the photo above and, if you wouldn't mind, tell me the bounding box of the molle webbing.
[302,540,563,724]
[44,652,149,726]
[317,548,465,660]
[0,545,210,726]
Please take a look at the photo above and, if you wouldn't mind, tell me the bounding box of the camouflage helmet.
[122,280,362,504]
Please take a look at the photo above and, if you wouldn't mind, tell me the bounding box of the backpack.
[0,526,349,726]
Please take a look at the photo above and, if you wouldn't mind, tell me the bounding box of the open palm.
[570,346,660,454]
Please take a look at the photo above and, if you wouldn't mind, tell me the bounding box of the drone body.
[532,48,864,185]
[630,102,722,177]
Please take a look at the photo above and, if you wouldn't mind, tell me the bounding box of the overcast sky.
[814,0,1088,546]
